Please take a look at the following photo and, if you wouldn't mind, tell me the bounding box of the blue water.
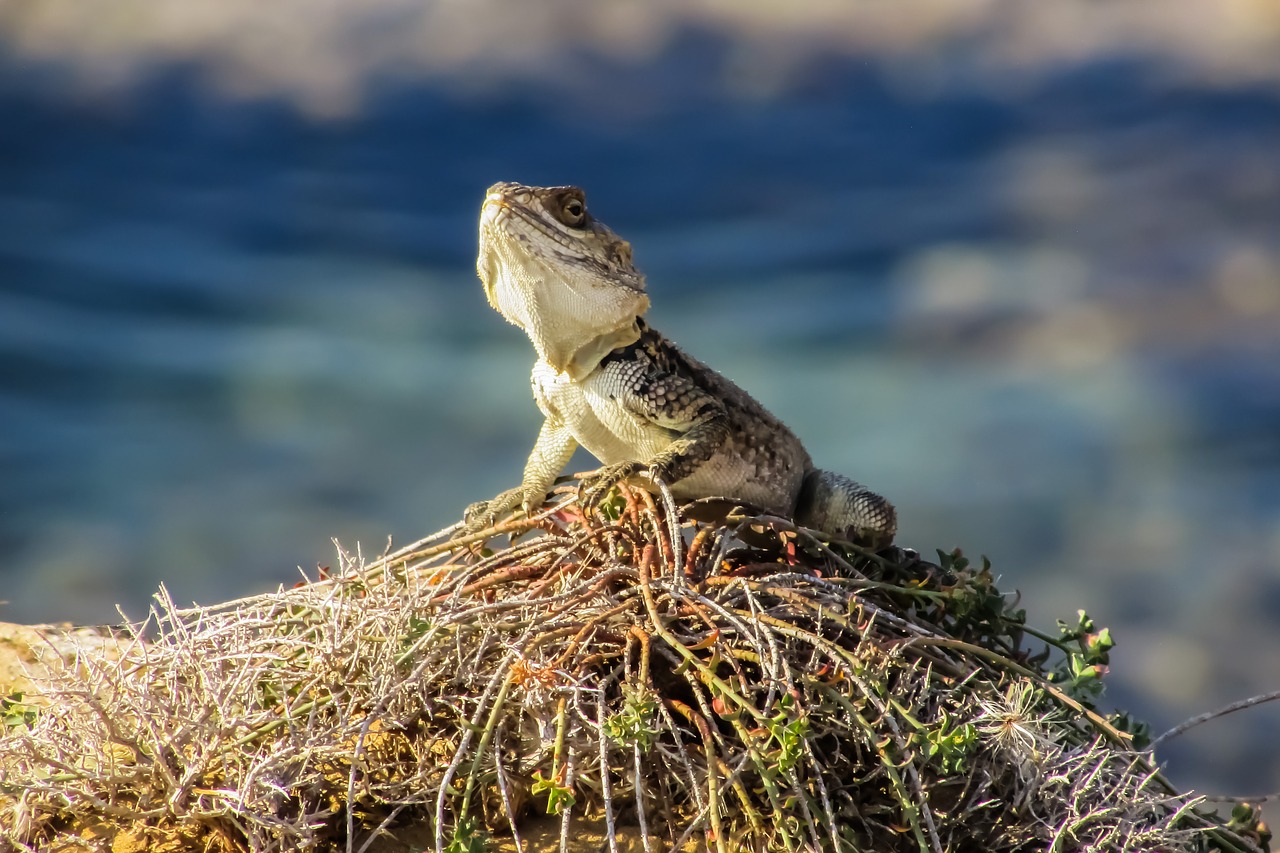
[2,40,1279,795]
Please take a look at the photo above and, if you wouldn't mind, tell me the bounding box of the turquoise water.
[1,43,1278,795]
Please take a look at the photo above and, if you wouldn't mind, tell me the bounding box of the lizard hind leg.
[795,469,898,548]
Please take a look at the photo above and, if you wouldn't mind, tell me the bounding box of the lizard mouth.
[481,193,509,227]
[476,200,515,312]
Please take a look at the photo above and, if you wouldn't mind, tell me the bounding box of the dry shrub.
[0,481,1269,852]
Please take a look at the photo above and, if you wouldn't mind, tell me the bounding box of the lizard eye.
[560,196,586,227]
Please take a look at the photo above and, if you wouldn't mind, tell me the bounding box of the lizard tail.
[795,469,898,548]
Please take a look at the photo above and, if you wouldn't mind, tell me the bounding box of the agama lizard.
[465,182,897,546]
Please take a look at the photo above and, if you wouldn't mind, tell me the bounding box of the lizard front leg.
[465,419,578,529]
[581,364,731,507]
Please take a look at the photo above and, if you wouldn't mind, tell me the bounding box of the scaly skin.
[466,182,897,546]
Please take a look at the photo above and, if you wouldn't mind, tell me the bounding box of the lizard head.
[477,182,650,379]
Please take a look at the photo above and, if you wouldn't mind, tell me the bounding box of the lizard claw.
[462,499,501,533]
[463,485,547,533]
[579,461,645,511]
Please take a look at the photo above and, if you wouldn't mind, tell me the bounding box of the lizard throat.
[480,236,649,380]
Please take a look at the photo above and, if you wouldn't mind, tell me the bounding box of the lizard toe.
[580,461,644,510]
[461,502,496,533]
[462,486,527,533]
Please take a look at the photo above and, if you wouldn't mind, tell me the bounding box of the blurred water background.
[1,0,1278,801]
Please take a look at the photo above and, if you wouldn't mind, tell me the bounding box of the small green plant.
[1226,802,1273,851]
[763,695,808,774]
[605,685,660,750]
[594,488,628,522]
[443,815,489,853]
[1051,610,1114,701]
[531,767,576,815]
[1107,709,1152,750]
[2,692,37,730]
[920,712,978,776]
[402,614,434,648]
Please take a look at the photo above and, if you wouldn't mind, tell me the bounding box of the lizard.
[465,181,897,547]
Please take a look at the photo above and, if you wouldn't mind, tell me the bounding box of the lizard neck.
[484,253,650,380]
[554,320,643,381]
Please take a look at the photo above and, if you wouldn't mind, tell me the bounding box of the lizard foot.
[463,485,546,533]
[578,461,645,512]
